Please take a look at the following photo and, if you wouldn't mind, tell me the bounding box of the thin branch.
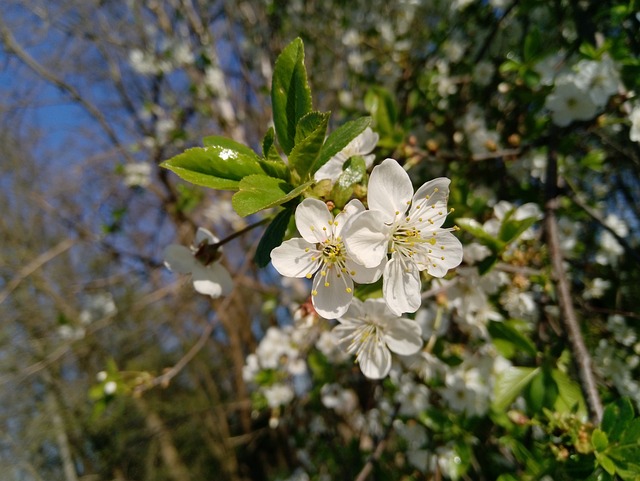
[0,237,76,306]
[354,403,401,481]
[0,16,132,162]
[544,147,603,423]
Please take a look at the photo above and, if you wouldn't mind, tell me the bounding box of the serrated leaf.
[254,208,294,268]
[310,116,371,174]
[551,368,587,417]
[162,143,263,190]
[232,175,312,217]
[271,37,313,155]
[262,127,276,158]
[288,111,329,179]
[493,366,540,412]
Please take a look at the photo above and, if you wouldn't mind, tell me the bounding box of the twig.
[544,147,603,423]
[0,237,76,306]
[354,403,401,481]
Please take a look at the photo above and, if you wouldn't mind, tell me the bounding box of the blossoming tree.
[2,1,640,480]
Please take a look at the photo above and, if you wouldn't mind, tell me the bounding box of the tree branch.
[544,147,603,423]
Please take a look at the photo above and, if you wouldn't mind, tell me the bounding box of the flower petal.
[192,263,233,298]
[383,253,422,315]
[383,317,423,355]
[346,257,384,284]
[367,158,413,222]
[358,339,392,379]
[195,227,219,246]
[312,267,353,319]
[270,238,320,277]
[420,231,463,278]
[411,177,451,229]
[295,198,333,243]
[342,210,390,268]
[334,199,365,238]
[313,156,346,182]
[163,245,196,274]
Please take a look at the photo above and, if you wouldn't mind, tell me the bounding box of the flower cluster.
[272,158,463,319]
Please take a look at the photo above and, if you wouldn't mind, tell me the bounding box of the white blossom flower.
[104,381,118,395]
[573,57,619,108]
[270,198,384,319]
[332,298,423,379]
[263,383,295,408]
[313,127,379,182]
[545,76,598,126]
[342,158,463,315]
[123,162,152,188]
[164,228,233,298]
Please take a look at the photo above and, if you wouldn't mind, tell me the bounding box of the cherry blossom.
[270,198,384,319]
[332,298,423,379]
[342,158,463,314]
[164,227,233,298]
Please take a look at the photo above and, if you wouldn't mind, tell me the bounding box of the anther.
[305,273,312,279]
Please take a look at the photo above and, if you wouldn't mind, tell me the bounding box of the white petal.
[383,253,422,315]
[383,317,423,355]
[422,231,463,278]
[358,128,379,155]
[312,267,353,319]
[163,245,196,274]
[334,199,365,238]
[337,297,366,322]
[295,198,333,243]
[367,158,413,222]
[313,157,346,182]
[342,210,390,268]
[358,339,392,379]
[195,227,219,246]
[192,263,233,298]
[346,257,384,284]
[270,238,320,277]
[411,177,450,229]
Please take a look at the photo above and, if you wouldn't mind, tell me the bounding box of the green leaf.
[592,429,610,451]
[457,217,505,252]
[330,156,367,208]
[620,418,640,445]
[310,116,372,175]
[498,212,538,245]
[596,453,617,476]
[260,127,290,181]
[288,111,329,179]
[271,37,313,155]
[602,398,635,442]
[254,208,294,268]
[488,320,538,358]
[523,28,542,62]
[526,370,546,412]
[364,87,397,136]
[232,175,312,217]
[161,141,264,190]
[493,366,540,412]
[551,368,587,417]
